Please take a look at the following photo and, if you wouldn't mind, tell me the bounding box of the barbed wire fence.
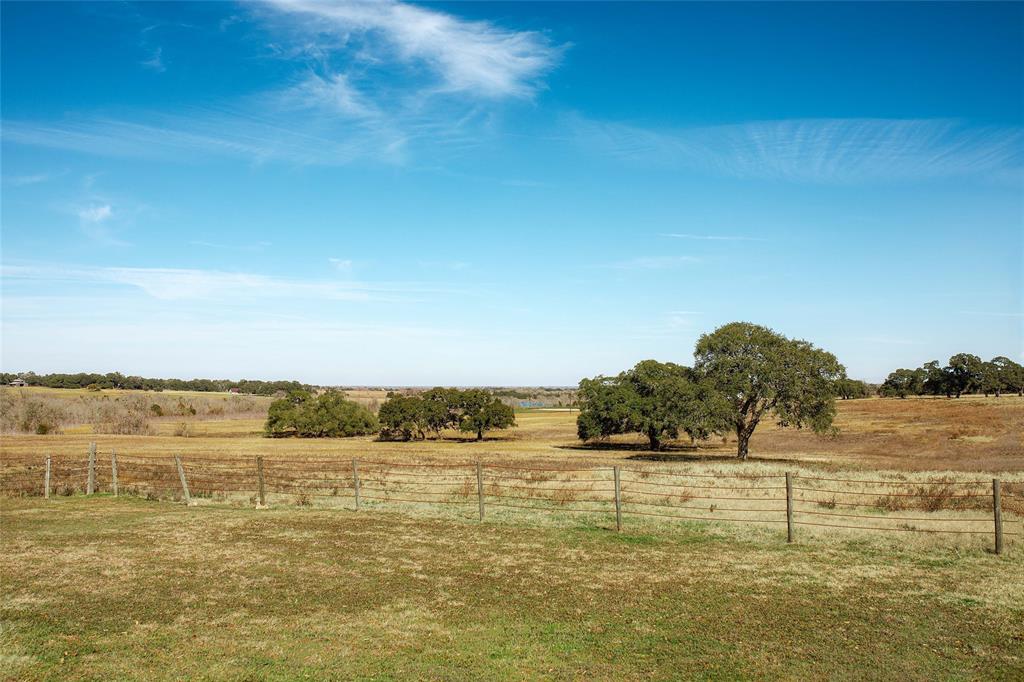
[1,445,1020,554]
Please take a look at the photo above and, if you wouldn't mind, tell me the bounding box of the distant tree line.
[378,388,516,441]
[1,371,310,396]
[879,355,1024,399]
[577,322,846,458]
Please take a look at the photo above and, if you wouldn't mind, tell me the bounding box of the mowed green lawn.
[1,496,1022,681]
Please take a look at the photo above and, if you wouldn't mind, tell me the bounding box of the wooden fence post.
[87,442,96,495]
[174,455,192,505]
[613,466,622,532]
[352,459,361,510]
[44,456,51,499]
[993,478,1003,555]
[111,450,119,497]
[476,462,484,521]
[785,472,794,544]
[257,456,266,508]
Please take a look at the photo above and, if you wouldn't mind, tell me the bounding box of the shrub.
[265,390,378,438]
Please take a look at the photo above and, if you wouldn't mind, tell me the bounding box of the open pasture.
[1,495,1023,680]
[2,393,1022,472]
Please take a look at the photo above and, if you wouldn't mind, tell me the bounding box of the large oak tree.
[694,322,845,459]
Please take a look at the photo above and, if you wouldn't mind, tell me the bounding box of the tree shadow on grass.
[554,442,807,465]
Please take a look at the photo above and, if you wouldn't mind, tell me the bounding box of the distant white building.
[10,378,27,387]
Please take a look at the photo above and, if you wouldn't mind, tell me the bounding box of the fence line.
[1,446,1021,552]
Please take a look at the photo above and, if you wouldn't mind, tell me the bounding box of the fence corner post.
[352,458,361,511]
[785,472,794,544]
[174,455,192,506]
[44,455,51,499]
[111,449,119,497]
[256,456,266,508]
[87,442,96,495]
[476,462,484,522]
[993,478,1003,555]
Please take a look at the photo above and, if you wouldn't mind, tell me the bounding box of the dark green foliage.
[695,322,845,459]
[378,394,429,441]
[946,353,984,398]
[457,389,516,441]
[265,390,378,438]
[879,368,924,398]
[377,388,516,441]
[878,354,1021,399]
[836,377,872,399]
[576,360,729,450]
[0,371,309,396]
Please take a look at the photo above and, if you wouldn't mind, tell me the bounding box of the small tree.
[457,389,515,441]
[378,394,427,440]
[576,360,728,450]
[989,356,1024,397]
[265,390,378,438]
[946,353,984,398]
[695,322,844,459]
[879,369,920,398]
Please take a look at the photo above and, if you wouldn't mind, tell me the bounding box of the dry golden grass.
[3,395,1022,472]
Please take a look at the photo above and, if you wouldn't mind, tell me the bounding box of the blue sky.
[2,1,1021,385]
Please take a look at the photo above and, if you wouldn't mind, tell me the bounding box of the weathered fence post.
[111,449,119,497]
[174,455,192,505]
[993,478,1003,555]
[613,466,622,532]
[87,442,96,495]
[256,456,266,508]
[44,456,51,499]
[785,472,794,544]
[352,459,361,510]
[476,462,485,521]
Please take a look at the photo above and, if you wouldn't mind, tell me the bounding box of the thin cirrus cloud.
[0,262,466,304]
[2,1,562,167]
[567,115,1024,184]
[605,255,701,270]
[263,0,561,100]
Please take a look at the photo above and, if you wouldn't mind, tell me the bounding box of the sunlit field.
[2,388,1022,472]
[3,388,1023,679]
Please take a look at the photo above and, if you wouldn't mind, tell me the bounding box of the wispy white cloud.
[328,257,354,273]
[141,46,165,72]
[1,262,464,304]
[4,172,62,186]
[606,256,701,270]
[568,116,1024,184]
[2,2,563,168]
[78,204,113,223]
[660,233,767,242]
[264,0,560,99]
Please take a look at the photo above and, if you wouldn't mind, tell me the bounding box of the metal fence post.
[257,456,266,508]
[352,459,361,510]
[476,462,484,521]
[613,466,622,532]
[44,456,51,499]
[785,472,794,544]
[993,479,1003,555]
[87,442,96,495]
[174,455,191,505]
[111,449,119,497]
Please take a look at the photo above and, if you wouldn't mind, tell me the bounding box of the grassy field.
[2,391,1023,679]
[2,391,1023,472]
[1,495,1022,681]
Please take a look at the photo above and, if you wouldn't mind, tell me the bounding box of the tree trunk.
[736,424,750,460]
[647,430,661,450]
[476,427,484,441]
